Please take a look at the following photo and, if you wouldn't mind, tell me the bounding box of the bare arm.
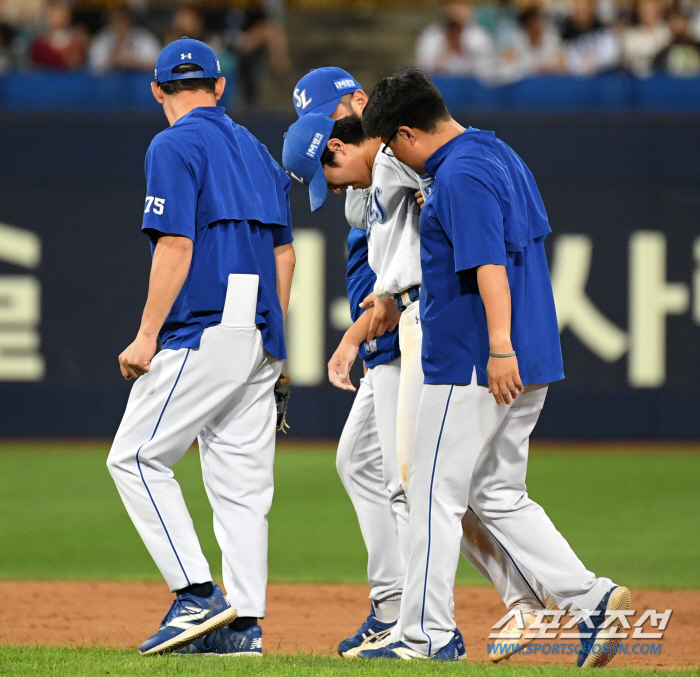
[274,243,295,320]
[118,235,193,380]
[476,264,523,405]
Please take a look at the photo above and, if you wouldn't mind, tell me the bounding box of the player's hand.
[486,355,524,406]
[360,293,400,340]
[119,333,157,381]
[328,338,359,392]
[414,189,425,210]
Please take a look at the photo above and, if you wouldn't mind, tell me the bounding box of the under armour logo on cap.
[181,53,192,60]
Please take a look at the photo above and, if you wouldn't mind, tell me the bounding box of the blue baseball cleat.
[577,585,632,668]
[337,603,397,658]
[176,624,263,656]
[139,584,238,655]
[357,627,467,661]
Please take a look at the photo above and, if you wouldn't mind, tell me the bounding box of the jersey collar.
[175,106,226,125]
[188,106,226,117]
[424,127,481,178]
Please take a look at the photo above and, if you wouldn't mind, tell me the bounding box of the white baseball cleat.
[489,603,557,663]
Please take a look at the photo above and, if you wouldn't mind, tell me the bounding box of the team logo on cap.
[294,88,313,110]
[306,132,326,159]
[333,78,356,91]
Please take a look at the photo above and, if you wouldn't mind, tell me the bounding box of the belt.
[393,286,420,311]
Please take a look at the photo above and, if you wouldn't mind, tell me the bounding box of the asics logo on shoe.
[364,629,391,644]
[250,638,262,650]
[167,608,209,630]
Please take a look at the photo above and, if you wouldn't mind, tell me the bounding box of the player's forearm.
[138,235,193,339]
[476,264,513,352]
[274,243,295,320]
[344,309,373,347]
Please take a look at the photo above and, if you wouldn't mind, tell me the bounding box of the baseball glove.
[275,372,291,433]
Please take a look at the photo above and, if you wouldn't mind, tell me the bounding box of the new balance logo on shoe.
[250,637,262,650]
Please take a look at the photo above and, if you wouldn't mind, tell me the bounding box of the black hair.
[159,62,217,96]
[518,7,542,26]
[336,92,355,112]
[362,68,451,139]
[320,115,367,167]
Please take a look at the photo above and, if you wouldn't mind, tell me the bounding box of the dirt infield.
[1,582,697,668]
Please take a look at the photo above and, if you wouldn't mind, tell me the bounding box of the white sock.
[374,595,402,623]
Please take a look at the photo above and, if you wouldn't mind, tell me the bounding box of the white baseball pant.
[401,381,614,655]
[107,323,281,619]
[397,299,550,613]
[336,358,408,602]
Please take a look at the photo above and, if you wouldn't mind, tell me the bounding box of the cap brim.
[308,162,329,212]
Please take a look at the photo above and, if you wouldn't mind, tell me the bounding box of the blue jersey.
[142,106,292,360]
[420,128,564,386]
[346,227,400,368]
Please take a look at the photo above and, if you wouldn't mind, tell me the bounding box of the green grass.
[0,647,697,677]
[0,444,698,588]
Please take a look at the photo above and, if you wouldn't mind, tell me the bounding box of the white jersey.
[345,148,432,298]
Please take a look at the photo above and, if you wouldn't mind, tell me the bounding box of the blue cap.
[293,67,362,118]
[155,37,221,83]
[282,113,336,212]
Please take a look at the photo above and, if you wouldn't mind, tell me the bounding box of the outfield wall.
[0,111,698,439]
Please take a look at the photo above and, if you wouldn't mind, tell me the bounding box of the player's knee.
[106,444,130,480]
[472,486,528,516]
[106,452,120,479]
[335,448,351,483]
[335,430,358,480]
[473,497,529,523]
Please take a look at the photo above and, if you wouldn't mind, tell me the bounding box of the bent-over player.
[357,68,630,665]
[107,37,295,657]
[337,226,406,653]
[292,69,408,656]
[284,105,554,660]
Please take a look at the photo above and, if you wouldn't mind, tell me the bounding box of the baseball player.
[292,69,408,656]
[106,37,295,657]
[357,68,630,664]
[336,226,407,654]
[287,67,553,660]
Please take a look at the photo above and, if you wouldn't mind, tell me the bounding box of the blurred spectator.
[88,8,160,74]
[0,18,16,73]
[415,1,496,80]
[0,0,42,28]
[498,6,565,82]
[30,1,88,70]
[691,5,700,42]
[165,6,206,45]
[163,5,237,104]
[225,0,290,107]
[561,0,621,74]
[652,8,700,75]
[622,0,671,75]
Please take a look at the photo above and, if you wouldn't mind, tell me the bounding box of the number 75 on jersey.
[144,196,165,215]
